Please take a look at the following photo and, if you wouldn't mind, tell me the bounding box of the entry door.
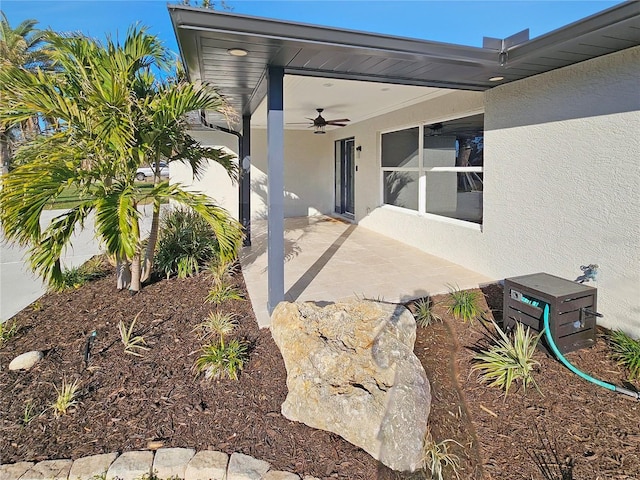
[335,138,355,217]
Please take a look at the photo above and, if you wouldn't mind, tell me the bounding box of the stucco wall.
[250,129,334,219]
[173,128,334,222]
[358,46,640,336]
[171,130,241,219]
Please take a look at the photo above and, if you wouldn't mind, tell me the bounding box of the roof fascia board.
[506,1,640,64]
[168,5,496,66]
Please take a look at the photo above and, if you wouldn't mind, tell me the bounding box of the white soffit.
[250,75,451,130]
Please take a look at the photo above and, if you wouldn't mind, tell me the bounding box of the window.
[381,127,419,210]
[381,114,484,224]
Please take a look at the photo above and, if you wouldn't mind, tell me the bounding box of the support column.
[267,66,284,314]
[240,114,251,246]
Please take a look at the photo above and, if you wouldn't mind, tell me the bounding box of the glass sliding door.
[335,137,355,217]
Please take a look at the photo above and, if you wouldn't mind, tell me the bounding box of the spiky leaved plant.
[472,320,542,397]
[413,297,442,327]
[446,285,484,324]
[607,329,640,382]
[51,378,80,418]
[193,310,248,381]
[118,312,149,357]
[421,429,462,480]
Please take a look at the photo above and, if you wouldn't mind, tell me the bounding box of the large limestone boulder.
[271,300,431,472]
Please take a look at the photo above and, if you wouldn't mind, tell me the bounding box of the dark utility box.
[503,273,597,354]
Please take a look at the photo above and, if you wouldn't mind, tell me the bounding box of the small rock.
[227,453,270,480]
[153,448,195,479]
[0,462,34,480]
[147,441,164,450]
[21,460,73,480]
[184,451,228,480]
[69,453,118,480]
[106,451,153,480]
[9,351,44,371]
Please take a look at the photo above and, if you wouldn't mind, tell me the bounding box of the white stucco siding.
[171,130,240,219]
[250,129,334,219]
[174,128,334,222]
[483,46,640,336]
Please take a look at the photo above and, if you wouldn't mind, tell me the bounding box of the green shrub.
[472,320,542,397]
[49,255,110,292]
[118,312,149,357]
[193,309,248,381]
[446,285,484,324]
[194,339,248,381]
[0,320,18,346]
[51,378,80,418]
[606,329,640,382]
[413,298,441,328]
[155,207,223,279]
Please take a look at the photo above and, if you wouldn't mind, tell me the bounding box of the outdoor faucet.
[576,264,598,283]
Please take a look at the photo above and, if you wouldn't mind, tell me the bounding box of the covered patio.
[241,215,492,327]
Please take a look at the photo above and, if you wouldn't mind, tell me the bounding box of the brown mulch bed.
[1,267,638,479]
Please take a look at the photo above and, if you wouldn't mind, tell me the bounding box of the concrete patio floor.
[240,215,494,328]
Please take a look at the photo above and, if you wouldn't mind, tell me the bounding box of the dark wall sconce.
[356,145,362,152]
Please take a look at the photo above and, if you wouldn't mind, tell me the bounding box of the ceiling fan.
[289,108,350,134]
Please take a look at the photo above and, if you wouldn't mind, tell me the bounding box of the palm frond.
[94,181,141,259]
[148,183,243,262]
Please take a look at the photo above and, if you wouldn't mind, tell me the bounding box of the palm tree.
[0,26,243,293]
[0,11,50,174]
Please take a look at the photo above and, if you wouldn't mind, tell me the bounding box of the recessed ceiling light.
[489,76,504,82]
[323,83,333,87]
[227,48,249,57]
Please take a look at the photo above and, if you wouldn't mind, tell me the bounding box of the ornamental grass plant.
[472,320,542,398]
[413,297,442,328]
[446,285,484,324]
[606,329,640,382]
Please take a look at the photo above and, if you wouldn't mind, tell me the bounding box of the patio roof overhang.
[168,2,640,131]
[167,1,640,315]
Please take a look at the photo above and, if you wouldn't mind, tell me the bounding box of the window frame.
[379,111,484,225]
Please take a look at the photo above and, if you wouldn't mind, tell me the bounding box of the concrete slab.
[240,216,494,328]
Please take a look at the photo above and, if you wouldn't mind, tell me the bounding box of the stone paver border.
[0,450,321,480]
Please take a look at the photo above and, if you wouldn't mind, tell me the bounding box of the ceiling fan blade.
[327,123,348,127]
[326,118,350,123]
[286,122,314,125]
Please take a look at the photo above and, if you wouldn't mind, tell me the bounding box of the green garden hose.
[520,297,638,401]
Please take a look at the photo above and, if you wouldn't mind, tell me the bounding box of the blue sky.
[2,1,622,56]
